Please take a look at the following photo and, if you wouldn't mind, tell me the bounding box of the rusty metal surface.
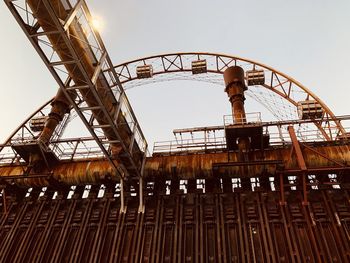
[223,66,247,125]
[146,143,350,179]
[1,142,350,186]
[1,185,350,262]
[2,1,350,262]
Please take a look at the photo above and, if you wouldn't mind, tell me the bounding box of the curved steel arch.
[113,52,345,140]
[0,98,109,164]
[1,52,346,165]
[0,99,54,165]
[0,99,53,147]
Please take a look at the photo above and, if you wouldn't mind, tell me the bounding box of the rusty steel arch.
[113,52,346,140]
[1,52,347,166]
[0,97,114,165]
[0,99,53,149]
[0,98,78,166]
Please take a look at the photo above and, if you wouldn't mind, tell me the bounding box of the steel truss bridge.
[1,0,350,262]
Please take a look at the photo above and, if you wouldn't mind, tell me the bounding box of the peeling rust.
[1,143,349,186]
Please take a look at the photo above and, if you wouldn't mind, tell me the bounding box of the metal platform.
[11,142,59,167]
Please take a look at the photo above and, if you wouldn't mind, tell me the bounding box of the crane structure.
[1,0,350,262]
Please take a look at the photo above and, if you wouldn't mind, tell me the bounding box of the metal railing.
[153,137,226,154]
[224,112,262,126]
[152,115,350,155]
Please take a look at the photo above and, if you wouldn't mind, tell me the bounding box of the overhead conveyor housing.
[5,0,148,178]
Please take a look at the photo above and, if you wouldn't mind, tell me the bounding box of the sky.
[0,0,350,150]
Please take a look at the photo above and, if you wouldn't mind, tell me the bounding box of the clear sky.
[0,0,350,149]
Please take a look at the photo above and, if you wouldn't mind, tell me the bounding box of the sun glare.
[91,17,104,32]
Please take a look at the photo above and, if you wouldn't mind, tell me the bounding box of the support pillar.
[120,178,126,213]
[279,173,286,205]
[138,177,144,213]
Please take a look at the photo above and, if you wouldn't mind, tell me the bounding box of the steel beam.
[288,126,308,205]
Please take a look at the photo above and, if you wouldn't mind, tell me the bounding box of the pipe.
[25,0,141,168]
[223,66,250,153]
[38,88,72,145]
[223,66,247,123]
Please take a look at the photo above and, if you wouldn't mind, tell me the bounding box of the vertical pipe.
[223,66,247,124]
[38,88,73,145]
[223,66,250,153]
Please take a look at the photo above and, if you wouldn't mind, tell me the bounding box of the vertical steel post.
[277,125,285,145]
[2,189,7,214]
[120,178,126,213]
[138,177,144,213]
[302,172,308,205]
[279,173,286,205]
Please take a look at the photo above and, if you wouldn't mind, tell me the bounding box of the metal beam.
[288,125,308,205]
[62,0,84,31]
[288,126,307,171]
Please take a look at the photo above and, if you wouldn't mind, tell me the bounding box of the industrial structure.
[1,0,350,262]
